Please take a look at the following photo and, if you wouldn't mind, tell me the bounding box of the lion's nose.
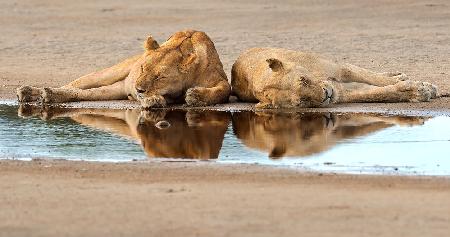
[323,88,329,98]
[322,87,333,102]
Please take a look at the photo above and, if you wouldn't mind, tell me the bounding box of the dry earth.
[1,160,449,237]
[1,0,450,236]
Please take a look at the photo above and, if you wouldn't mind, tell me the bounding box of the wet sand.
[1,0,450,236]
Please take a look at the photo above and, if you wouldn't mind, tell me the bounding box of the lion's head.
[131,31,202,107]
[232,111,337,158]
[136,110,231,159]
[265,58,335,107]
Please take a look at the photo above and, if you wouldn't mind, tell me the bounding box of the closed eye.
[154,74,167,80]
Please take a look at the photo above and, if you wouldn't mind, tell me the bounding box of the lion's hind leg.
[340,63,403,87]
[378,72,409,81]
[338,81,435,103]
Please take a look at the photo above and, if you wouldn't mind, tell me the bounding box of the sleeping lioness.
[16,30,231,108]
[232,48,438,108]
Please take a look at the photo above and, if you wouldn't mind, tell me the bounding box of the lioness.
[232,111,426,158]
[232,48,438,108]
[18,105,231,159]
[17,30,231,108]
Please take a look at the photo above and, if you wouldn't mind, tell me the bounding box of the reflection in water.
[17,104,230,159]
[232,111,427,158]
[3,104,449,175]
[16,104,426,160]
[137,110,230,159]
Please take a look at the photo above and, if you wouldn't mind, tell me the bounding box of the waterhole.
[1,103,449,175]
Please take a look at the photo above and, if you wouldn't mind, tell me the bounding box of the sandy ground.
[1,160,450,237]
[1,0,450,236]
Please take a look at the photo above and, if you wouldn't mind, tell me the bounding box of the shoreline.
[3,99,450,117]
[2,159,450,184]
[3,157,450,178]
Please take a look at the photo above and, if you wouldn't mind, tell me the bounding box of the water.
[1,103,449,176]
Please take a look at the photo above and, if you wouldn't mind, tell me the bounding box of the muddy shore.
[1,0,450,236]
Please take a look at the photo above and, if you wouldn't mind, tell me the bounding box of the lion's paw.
[255,102,275,109]
[380,72,409,81]
[16,85,41,102]
[40,88,53,103]
[41,87,61,103]
[139,110,167,123]
[40,88,75,103]
[140,95,167,109]
[185,88,208,107]
[423,82,438,99]
[393,117,427,127]
[392,73,409,81]
[395,81,432,102]
[18,104,42,118]
[186,111,205,127]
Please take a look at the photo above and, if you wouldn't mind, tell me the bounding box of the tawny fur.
[231,48,438,108]
[17,30,231,108]
[19,104,425,159]
[18,105,230,159]
[232,111,427,158]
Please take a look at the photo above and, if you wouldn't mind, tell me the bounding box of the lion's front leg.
[185,80,231,107]
[251,87,302,109]
[338,81,437,103]
[41,80,128,103]
[18,104,82,120]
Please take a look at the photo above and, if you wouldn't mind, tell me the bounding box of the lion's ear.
[143,36,159,52]
[178,53,198,73]
[266,58,283,72]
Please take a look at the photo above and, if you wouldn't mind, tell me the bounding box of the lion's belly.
[231,58,260,102]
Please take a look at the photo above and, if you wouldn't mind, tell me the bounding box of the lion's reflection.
[232,111,426,158]
[18,104,230,159]
[18,105,426,160]
[136,110,230,159]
